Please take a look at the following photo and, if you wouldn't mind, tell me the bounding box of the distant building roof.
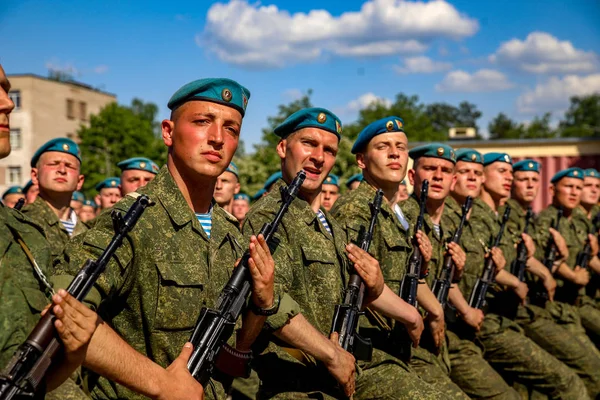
[7,73,116,98]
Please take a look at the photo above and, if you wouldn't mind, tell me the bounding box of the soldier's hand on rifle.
[513,281,529,305]
[460,307,484,332]
[549,228,569,266]
[589,233,599,257]
[248,234,275,309]
[416,230,432,263]
[573,266,590,286]
[447,242,466,281]
[158,343,205,400]
[490,247,506,274]
[542,274,557,302]
[346,243,384,303]
[426,312,445,353]
[521,233,535,259]
[327,332,356,397]
[404,306,424,348]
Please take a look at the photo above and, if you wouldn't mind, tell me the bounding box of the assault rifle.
[330,189,384,362]
[530,206,563,307]
[393,180,428,360]
[432,196,472,308]
[186,171,305,386]
[468,205,511,309]
[510,207,533,282]
[0,194,152,399]
[13,198,25,211]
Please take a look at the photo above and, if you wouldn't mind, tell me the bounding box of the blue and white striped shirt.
[316,209,332,235]
[61,209,78,236]
[195,209,213,238]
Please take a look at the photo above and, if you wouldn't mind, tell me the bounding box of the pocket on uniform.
[21,287,50,313]
[381,234,409,282]
[154,262,208,331]
[300,244,336,265]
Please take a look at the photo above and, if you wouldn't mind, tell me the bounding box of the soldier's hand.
[573,266,590,286]
[326,332,356,397]
[426,313,445,353]
[460,307,484,331]
[513,282,529,305]
[404,305,424,348]
[589,234,599,257]
[521,233,535,259]
[549,228,569,262]
[447,242,466,281]
[158,343,204,400]
[248,234,275,309]
[543,274,557,302]
[417,231,432,263]
[346,243,384,302]
[490,247,506,274]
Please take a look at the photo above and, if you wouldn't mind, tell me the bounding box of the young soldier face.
[357,132,408,188]
[484,162,513,199]
[551,177,583,210]
[78,205,96,222]
[99,187,122,209]
[397,184,409,201]
[32,152,84,196]
[581,176,600,207]
[232,198,250,222]
[163,101,241,180]
[120,169,156,195]
[70,199,83,211]
[409,157,455,201]
[512,171,540,204]
[320,183,339,211]
[213,171,240,206]
[277,127,338,196]
[452,161,485,199]
[0,65,15,159]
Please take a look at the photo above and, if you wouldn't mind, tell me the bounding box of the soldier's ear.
[356,153,366,169]
[276,139,287,159]
[549,184,555,197]
[31,168,40,186]
[76,174,85,191]
[162,120,175,147]
[408,169,416,187]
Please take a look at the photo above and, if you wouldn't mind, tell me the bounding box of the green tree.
[559,94,600,137]
[524,113,556,139]
[456,101,482,132]
[488,113,525,139]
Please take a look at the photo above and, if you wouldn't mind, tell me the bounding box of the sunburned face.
[320,183,339,211]
[409,157,455,202]
[99,188,122,210]
[483,162,514,199]
[552,177,582,211]
[32,152,84,197]
[357,132,409,188]
[512,171,540,204]
[581,176,600,207]
[120,169,156,195]
[452,161,484,200]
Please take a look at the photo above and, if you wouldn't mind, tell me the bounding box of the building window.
[8,166,21,184]
[9,91,21,110]
[66,99,75,119]
[66,132,74,139]
[79,101,87,120]
[9,128,21,150]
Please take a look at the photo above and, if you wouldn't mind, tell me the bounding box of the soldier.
[345,172,362,191]
[95,177,122,211]
[78,199,97,223]
[580,168,600,219]
[23,179,39,204]
[320,173,340,211]
[71,191,85,213]
[117,156,160,196]
[232,193,250,224]
[396,179,409,202]
[243,108,448,399]
[55,78,276,400]
[213,162,240,214]
[21,138,88,261]
[2,185,24,208]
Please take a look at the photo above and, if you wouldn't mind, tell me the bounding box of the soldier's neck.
[168,161,215,214]
[219,199,233,214]
[364,176,397,205]
[581,202,594,217]
[451,193,472,220]
[513,197,531,211]
[426,199,445,225]
[39,192,72,220]
[480,188,501,213]
[298,189,322,213]
[552,199,573,218]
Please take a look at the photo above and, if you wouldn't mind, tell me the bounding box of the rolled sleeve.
[264,292,301,332]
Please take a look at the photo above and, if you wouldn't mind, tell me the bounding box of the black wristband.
[249,300,278,316]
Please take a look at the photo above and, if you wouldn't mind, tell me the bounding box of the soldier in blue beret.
[510,159,541,212]
[95,177,122,211]
[346,173,363,191]
[214,162,240,214]
[320,174,340,211]
[2,185,24,208]
[117,157,160,196]
[22,179,39,204]
[53,77,276,400]
[480,152,513,216]
[232,193,251,224]
[580,168,600,219]
[397,179,409,202]
[78,199,98,223]
[70,190,85,213]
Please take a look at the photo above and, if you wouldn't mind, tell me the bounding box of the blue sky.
[2,0,600,150]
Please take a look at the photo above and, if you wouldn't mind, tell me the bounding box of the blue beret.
[168,78,250,117]
[71,191,85,203]
[409,143,456,164]
[225,162,239,177]
[551,167,584,184]
[23,180,34,194]
[323,174,340,187]
[584,168,599,178]
[83,199,98,208]
[252,189,266,201]
[117,157,160,174]
[3,186,23,199]
[274,108,342,140]
[482,152,512,166]
[345,173,363,188]
[95,177,121,191]
[234,193,250,202]
[264,171,282,191]
[455,148,483,164]
[513,159,541,173]
[31,138,81,168]
[352,116,405,154]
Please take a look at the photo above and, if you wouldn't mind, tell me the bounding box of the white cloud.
[282,88,304,101]
[394,56,451,74]
[200,0,479,68]
[517,74,600,114]
[338,92,392,115]
[93,65,109,74]
[436,69,514,92]
[490,32,598,74]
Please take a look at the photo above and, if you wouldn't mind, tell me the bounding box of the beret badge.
[63,144,70,151]
[386,121,394,132]
[140,162,146,168]
[437,147,444,156]
[317,113,327,124]
[221,88,232,102]
[471,154,477,161]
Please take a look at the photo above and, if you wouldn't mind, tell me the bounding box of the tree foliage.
[559,94,600,137]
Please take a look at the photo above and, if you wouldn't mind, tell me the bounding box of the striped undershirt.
[316,209,332,235]
[60,209,78,236]
[195,208,213,238]
[393,204,410,231]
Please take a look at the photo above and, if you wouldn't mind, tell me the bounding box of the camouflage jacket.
[0,204,51,368]
[54,166,246,400]
[499,198,537,265]
[22,196,88,264]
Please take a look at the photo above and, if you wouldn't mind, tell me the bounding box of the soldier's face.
[0,65,15,159]
[232,198,250,222]
[70,199,83,211]
[452,161,485,199]
[320,184,339,211]
[551,178,582,210]
[277,127,338,195]
[484,162,513,199]
[512,171,540,204]
[581,176,600,206]
[25,184,39,204]
[3,193,25,208]
[78,205,96,222]
[120,169,156,196]
[213,171,240,206]
[397,184,409,201]
[162,101,241,180]
[99,187,121,209]
[32,152,84,196]
[357,132,408,188]
[409,157,455,201]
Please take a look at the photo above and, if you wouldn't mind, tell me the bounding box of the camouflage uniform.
[244,179,448,400]
[54,167,246,400]
[455,198,588,399]
[580,204,600,304]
